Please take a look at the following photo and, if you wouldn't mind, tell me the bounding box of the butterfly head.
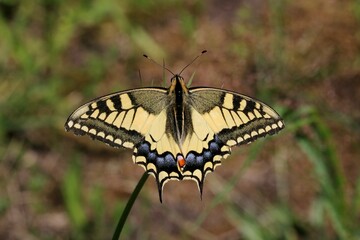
[169,74,188,94]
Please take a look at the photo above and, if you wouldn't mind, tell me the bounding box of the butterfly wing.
[65,88,170,149]
[189,88,284,144]
[65,88,188,202]
[177,87,285,193]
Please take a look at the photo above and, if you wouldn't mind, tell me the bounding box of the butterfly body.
[66,74,284,202]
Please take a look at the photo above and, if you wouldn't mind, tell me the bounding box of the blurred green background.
[1,0,360,239]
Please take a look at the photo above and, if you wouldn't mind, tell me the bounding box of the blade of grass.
[112,172,149,240]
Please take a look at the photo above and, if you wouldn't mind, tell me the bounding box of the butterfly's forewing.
[189,88,284,144]
[66,88,169,148]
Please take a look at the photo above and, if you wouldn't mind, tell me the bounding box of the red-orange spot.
[177,155,186,169]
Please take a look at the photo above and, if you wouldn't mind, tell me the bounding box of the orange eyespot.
[177,155,186,169]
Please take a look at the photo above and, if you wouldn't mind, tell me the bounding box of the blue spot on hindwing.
[195,156,204,165]
[203,150,212,161]
[148,152,156,162]
[156,157,165,168]
[137,143,150,155]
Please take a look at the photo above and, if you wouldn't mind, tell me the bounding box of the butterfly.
[65,52,285,202]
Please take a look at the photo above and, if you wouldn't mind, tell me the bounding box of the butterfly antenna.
[179,50,207,75]
[143,54,175,76]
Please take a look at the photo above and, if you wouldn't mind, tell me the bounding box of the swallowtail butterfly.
[65,51,284,202]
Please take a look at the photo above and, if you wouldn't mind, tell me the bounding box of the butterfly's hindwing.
[181,134,230,194]
[133,140,180,202]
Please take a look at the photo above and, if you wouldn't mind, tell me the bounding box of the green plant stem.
[112,172,149,240]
